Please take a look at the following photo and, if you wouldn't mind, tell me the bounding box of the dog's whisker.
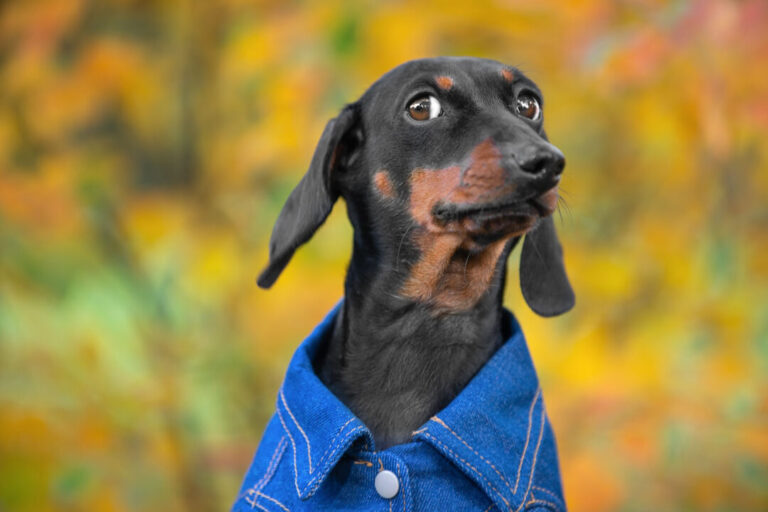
[395,224,415,272]
[463,249,471,281]
[556,196,573,225]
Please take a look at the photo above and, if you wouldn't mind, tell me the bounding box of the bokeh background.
[1,0,767,510]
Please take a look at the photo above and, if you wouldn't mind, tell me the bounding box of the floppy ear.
[519,216,575,316]
[257,104,359,289]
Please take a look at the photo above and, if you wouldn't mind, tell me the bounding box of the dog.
[234,57,574,512]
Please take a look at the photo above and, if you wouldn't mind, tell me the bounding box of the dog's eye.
[408,95,442,121]
[515,94,541,121]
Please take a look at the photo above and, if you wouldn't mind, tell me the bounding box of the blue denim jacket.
[233,302,566,511]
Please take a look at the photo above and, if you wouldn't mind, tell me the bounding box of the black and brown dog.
[258,56,574,451]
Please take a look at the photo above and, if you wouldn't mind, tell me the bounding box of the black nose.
[518,148,565,178]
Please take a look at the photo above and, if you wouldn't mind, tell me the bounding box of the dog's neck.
[316,232,517,449]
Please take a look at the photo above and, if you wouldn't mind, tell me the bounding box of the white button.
[374,470,399,499]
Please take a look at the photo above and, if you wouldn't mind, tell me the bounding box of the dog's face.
[357,58,563,241]
[258,57,574,316]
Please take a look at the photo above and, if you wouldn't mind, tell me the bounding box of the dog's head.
[257,57,574,317]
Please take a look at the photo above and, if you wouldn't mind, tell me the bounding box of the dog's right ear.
[257,104,360,289]
[519,216,575,317]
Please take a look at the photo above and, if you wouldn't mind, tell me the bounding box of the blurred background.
[1,0,767,510]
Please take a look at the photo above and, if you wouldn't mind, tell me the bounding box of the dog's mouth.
[431,186,559,238]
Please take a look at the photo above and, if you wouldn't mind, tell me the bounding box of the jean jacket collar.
[276,300,550,511]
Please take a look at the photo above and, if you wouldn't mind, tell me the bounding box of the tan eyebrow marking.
[435,75,454,90]
[500,68,515,83]
[373,170,396,199]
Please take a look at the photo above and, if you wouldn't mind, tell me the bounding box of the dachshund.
[242,56,575,511]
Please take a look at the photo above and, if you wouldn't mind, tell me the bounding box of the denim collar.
[276,300,547,511]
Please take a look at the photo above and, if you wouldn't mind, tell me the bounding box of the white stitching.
[257,492,290,512]
[276,404,303,496]
[279,388,313,471]
[279,398,365,498]
[531,486,560,502]
[312,417,356,471]
[514,388,541,494]
[251,438,286,501]
[526,498,562,512]
[302,425,366,495]
[515,406,546,512]
[430,416,514,495]
[278,391,361,480]
[423,432,511,510]
[235,437,287,507]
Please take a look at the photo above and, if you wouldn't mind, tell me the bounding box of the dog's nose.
[518,147,565,178]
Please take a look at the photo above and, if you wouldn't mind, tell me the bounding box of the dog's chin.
[433,186,559,248]
[462,213,538,245]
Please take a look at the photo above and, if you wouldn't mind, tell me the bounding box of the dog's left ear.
[519,216,575,317]
[257,103,360,289]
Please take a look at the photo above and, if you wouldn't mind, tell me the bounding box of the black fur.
[258,57,574,449]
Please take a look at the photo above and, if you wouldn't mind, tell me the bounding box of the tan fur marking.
[408,138,515,231]
[435,75,454,90]
[501,68,515,83]
[402,138,531,310]
[409,166,462,229]
[439,237,512,309]
[401,232,463,301]
[373,170,396,199]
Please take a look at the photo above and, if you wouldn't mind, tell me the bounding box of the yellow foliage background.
[1,0,767,510]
